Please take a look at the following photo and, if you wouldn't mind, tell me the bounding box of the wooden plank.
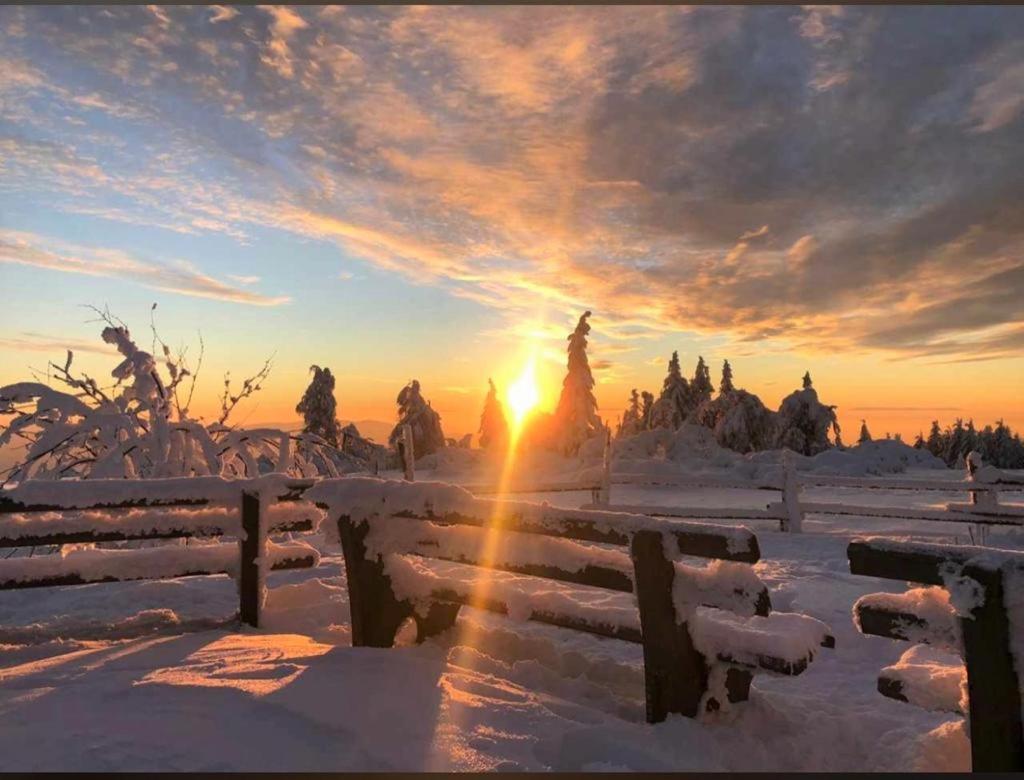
[463,481,601,495]
[0,517,313,549]
[802,501,1024,526]
[407,510,761,563]
[947,502,1024,518]
[238,490,263,628]
[0,550,315,590]
[588,503,785,523]
[611,474,782,491]
[959,564,1024,772]
[855,602,934,643]
[847,539,977,586]
[427,587,643,644]
[796,475,998,492]
[631,529,708,722]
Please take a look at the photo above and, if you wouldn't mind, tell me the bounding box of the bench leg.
[960,565,1024,772]
[337,516,414,648]
[414,601,462,643]
[631,529,709,722]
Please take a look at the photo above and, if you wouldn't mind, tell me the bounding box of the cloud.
[0,332,118,356]
[2,6,1024,362]
[0,230,290,306]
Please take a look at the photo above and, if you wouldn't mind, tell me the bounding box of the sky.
[0,4,1022,442]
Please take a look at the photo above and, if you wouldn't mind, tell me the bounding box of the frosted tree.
[720,360,735,394]
[640,391,654,430]
[693,389,778,453]
[616,388,643,438]
[650,351,691,429]
[691,356,714,408]
[551,311,603,455]
[926,420,943,454]
[858,420,872,444]
[296,365,341,447]
[478,378,508,449]
[389,379,446,458]
[773,371,840,456]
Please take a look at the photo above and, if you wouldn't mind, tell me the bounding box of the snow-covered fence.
[587,458,1024,535]
[306,477,834,723]
[848,537,1024,771]
[0,476,321,628]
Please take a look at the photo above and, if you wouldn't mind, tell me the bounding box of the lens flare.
[506,357,540,425]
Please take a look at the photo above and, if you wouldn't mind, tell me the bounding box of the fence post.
[239,488,265,628]
[958,564,1024,771]
[630,529,708,722]
[401,424,415,482]
[597,428,612,507]
[780,450,803,533]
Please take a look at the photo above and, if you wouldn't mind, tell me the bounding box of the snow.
[881,644,966,714]
[689,608,831,670]
[1,468,1019,770]
[673,559,768,618]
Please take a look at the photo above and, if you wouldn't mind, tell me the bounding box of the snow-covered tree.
[691,356,714,408]
[551,311,603,455]
[650,351,691,430]
[773,372,840,456]
[389,379,446,458]
[616,388,643,438]
[0,309,361,482]
[692,389,777,454]
[926,420,943,453]
[296,365,341,447]
[478,378,508,450]
[640,391,654,430]
[858,420,872,444]
[720,360,735,395]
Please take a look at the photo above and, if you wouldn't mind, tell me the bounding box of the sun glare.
[507,357,540,424]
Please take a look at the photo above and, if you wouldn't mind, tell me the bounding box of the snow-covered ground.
[1,472,1021,771]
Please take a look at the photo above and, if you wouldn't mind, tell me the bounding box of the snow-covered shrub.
[0,311,365,482]
[478,378,508,450]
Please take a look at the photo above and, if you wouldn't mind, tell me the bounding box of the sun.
[506,357,541,425]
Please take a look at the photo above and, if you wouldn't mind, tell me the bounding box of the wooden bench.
[848,537,1024,772]
[308,477,833,722]
[0,475,320,628]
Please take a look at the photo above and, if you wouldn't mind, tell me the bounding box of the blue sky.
[1,5,1022,438]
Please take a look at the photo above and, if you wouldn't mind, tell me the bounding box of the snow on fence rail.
[847,537,1024,772]
[306,476,833,723]
[0,475,322,627]
[582,455,1024,535]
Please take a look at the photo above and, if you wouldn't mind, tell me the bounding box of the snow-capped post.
[597,427,612,507]
[966,451,995,545]
[780,450,803,533]
[401,423,415,481]
[238,487,265,628]
[630,529,707,721]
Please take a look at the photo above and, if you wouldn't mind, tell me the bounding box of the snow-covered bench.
[308,477,834,723]
[0,475,320,627]
[848,537,1024,772]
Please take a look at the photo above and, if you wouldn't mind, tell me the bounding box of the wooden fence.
[0,476,320,627]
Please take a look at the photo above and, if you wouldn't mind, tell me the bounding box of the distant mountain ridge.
[246,419,393,444]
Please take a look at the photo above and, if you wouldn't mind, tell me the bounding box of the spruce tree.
[478,378,508,449]
[551,311,602,455]
[616,388,642,438]
[651,351,690,429]
[802,371,813,390]
[640,391,654,430]
[296,365,342,447]
[720,360,735,394]
[691,356,714,408]
[926,420,943,455]
[858,419,872,444]
[389,379,446,457]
